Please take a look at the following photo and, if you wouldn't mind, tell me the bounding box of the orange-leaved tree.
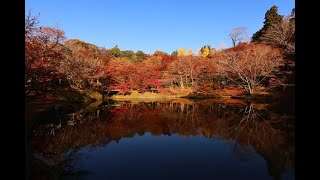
[25,11,66,95]
[218,43,283,94]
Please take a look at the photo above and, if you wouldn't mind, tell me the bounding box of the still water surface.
[27,98,294,180]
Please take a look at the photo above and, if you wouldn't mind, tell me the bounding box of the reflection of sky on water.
[75,133,273,180]
[29,99,295,180]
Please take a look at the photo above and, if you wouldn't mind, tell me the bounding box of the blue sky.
[26,0,294,54]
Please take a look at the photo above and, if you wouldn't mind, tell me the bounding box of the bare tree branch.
[229,27,248,47]
[218,44,283,94]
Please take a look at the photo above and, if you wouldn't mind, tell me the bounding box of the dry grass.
[112,86,273,101]
[214,87,245,97]
[83,89,103,100]
[112,89,192,99]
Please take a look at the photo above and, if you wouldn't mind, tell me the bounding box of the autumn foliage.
[25,10,292,99]
[217,44,283,94]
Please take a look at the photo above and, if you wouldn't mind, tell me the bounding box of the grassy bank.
[111,86,280,101]
[111,89,191,99]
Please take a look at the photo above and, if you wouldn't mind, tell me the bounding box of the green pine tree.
[252,5,283,42]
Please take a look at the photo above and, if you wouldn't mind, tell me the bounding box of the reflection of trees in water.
[31,99,294,179]
[215,104,280,163]
[31,101,110,179]
[225,104,278,151]
[220,103,294,179]
[221,103,294,179]
[31,149,92,179]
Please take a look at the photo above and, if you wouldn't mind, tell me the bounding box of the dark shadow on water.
[26,98,294,180]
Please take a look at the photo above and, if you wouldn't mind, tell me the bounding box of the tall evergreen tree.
[252,5,283,42]
[171,50,178,56]
[110,45,121,58]
[289,8,295,23]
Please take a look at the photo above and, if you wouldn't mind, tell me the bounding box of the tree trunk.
[180,77,184,88]
[185,75,188,87]
[232,39,236,47]
[191,71,194,87]
[248,84,254,95]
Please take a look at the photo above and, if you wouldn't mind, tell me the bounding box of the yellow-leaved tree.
[187,49,193,56]
[177,48,187,56]
[200,46,210,57]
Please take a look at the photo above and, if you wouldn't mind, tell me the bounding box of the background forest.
[25,6,295,103]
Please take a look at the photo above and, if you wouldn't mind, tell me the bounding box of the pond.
[26,98,294,180]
